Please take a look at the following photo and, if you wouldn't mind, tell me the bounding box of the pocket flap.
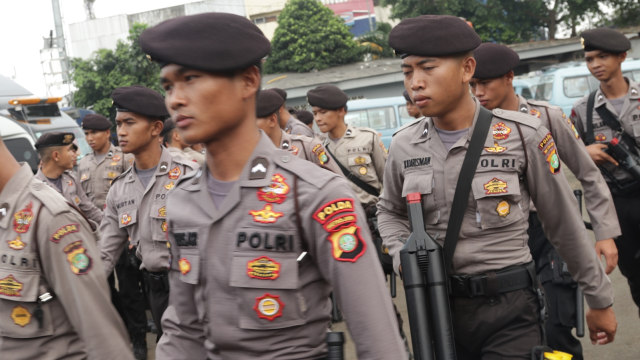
[0,270,40,302]
[176,251,199,285]
[117,207,137,228]
[472,172,521,199]
[230,253,298,289]
[402,169,434,197]
[348,154,372,166]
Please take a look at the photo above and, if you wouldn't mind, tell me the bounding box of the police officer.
[34,132,103,225]
[295,109,315,129]
[257,89,342,174]
[272,87,316,138]
[403,90,422,119]
[0,131,134,359]
[76,114,147,358]
[378,15,617,358]
[78,114,133,210]
[99,85,198,340]
[470,42,621,359]
[571,28,640,314]
[139,12,404,359]
[162,118,205,167]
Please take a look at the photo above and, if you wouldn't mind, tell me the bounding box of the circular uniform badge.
[496,200,510,217]
[338,233,357,252]
[359,166,367,175]
[254,293,284,321]
[11,305,31,327]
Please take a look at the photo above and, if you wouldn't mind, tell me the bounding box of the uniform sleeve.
[39,209,134,360]
[549,108,621,241]
[308,138,343,175]
[371,132,388,182]
[525,125,613,309]
[305,178,405,359]
[75,178,103,225]
[294,122,315,138]
[376,135,411,274]
[570,102,586,140]
[98,186,129,275]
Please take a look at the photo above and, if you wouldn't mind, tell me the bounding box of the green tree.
[265,0,362,73]
[358,22,395,59]
[70,23,162,118]
[602,0,640,28]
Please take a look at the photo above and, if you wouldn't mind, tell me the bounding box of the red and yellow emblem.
[483,178,508,195]
[112,155,121,162]
[290,145,300,155]
[50,224,79,243]
[312,144,329,164]
[496,200,510,217]
[484,142,507,153]
[164,181,175,190]
[313,198,355,225]
[529,108,542,118]
[249,204,283,224]
[161,220,168,233]
[257,174,290,204]
[595,133,606,142]
[120,214,132,226]
[107,171,117,179]
[178,258,191,275]
[492,122,511,140]
[80,173,88,181]
[323,213,357,232]
[327,225,366,262]
[247,256,281,280]
[63,241,92,275]
[254,293,284,321]
[158,206,167,218]
[168,166,181,180]
[13,202,33,234]
[0,274,23,297]
[7,236,26,250]
[11,305,31,327]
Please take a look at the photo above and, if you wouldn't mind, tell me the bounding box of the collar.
[412,98,481,146]
[517,94,530,113]
[279,129,292,150]
[343,125,355,138]
[0,164,35,230]
[125,146,173,183]
[595,77,640,107]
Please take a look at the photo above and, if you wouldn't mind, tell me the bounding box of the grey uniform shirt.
[571,78,640,185]
[517,94,620,241]
[377,100,613,309]
[77,144,133,210]
[284,116,315,138]
[323,125,387,205]
[36,169,103,225]
[99,147,198,274]
[0,164,134,360]
[279,129,342,174]
[156,133,404,360]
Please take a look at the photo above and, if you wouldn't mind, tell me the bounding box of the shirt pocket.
[79,171,92,196]
[0,269,54,338]
[229,251,305,330]
[172,226,207,285]
[347,154,375,180]
[471,172,524,230]
[117,207,138,229]
[402,169,439,225]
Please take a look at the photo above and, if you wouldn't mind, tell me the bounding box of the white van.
[0,114,38,172]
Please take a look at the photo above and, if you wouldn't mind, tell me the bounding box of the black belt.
[450,262,535,298]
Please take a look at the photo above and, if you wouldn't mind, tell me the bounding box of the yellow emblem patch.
[11,305,31,327]
[168,166,181,180]
[161,220,168,233]
[50,223,79,243]
[496,200,510,217]
[358,166,367,175]
[483,178,508,195]
[354,156,367,165]
[0,274,23,297]
[164,182,175,190]
[484,142,507,153]
[80,173,88,181]
[249,204,283,224]
[178,258,191,275]
[7,236,26,250]
[158,206,167,218]
[107,171,117,179]
[247,256,281,280]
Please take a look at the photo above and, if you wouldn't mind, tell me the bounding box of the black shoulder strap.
[443,107,493,273]
[324,146,380,197]
[585,90,597,145]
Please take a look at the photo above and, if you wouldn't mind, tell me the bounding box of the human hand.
[586,306,617,345]
[595,238,619,274]
[586,144,618,166]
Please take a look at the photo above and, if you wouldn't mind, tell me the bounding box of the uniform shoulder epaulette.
[357,126,378,135]
[30,179,72,216]
[272,150,337,189]
[172,155,199,172]
[393,117,423,137]
[526,98,553,108]
[492,108,541,129]
[111,165,133,185]
[175,167,201,189]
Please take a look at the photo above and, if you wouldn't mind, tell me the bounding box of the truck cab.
[0,114,38,173]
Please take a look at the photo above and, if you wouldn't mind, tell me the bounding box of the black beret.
[111,85,169,120]
[35,132,75,150]
[307,85,348,110]
[296,110,314,125]
[256,90,285,118]
[581,28,630,53]
[473,43,520,79]
[139,12,270,73]
[389,15,481,57]
[82,114,112,131]
[402,90,412,103]
[272,88,287,101]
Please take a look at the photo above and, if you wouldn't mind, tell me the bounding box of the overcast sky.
[0,0,201,96]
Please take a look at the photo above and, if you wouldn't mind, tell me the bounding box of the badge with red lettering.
[290,144,300,155]
[164,181,175,190]
[312,144,329,164]
[328,225,366,262]
[257,174,290,204]
[64,241,92,275]
[484,142,507,153]
[254,293,284,321]
[13,202,33,234]
[121,214,132,226]
[595,133,606,142]
[492,122,511,140]
[112,155,121,162]
[323,213,357,232]
[483,178,508,195]
[247,256,281,280]
[249,204,284,224]
[529,108,541,118]
[178,258,191,275]
[7,236,26,250]
[168,166,181,180]
[11,305,31,327]
[313,198,355,225]
[0,274,23,297]
[496,200,510,217]
[50,224,79,243]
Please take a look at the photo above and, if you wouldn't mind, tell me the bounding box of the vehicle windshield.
[534,75,554,101]
[4,137,38,173]
[345,106,398,130]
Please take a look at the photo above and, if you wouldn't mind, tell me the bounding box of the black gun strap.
[443,107,493,274]
[324,146,380,197]
[587,90,638,153]
[585,90,597,145]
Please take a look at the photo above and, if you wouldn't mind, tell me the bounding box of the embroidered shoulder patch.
[313,198,355,224]
[50,223,79,243]
[327,225,366,262]
[63,241,92,275]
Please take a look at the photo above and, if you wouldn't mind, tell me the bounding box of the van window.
[5,137,38,173]
[534,76,553,101]
[563,76,591,98]
[345,106,398,130]
[398,105,417,125]
[23,103,61,117]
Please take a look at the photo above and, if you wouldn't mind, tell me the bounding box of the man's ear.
[239,65,262,101]
[151,120,164,137]
[461,55,476,84]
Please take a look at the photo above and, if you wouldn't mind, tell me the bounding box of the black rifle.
[573,190,586,338]
[607,136,640,182]
[326,332,344,360]
[400,192,456,360]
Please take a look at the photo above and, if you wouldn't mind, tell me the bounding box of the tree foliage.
[265,0,362,73]
[358,22,395,59]
[602,0,640,28]
[70,23,162,118]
